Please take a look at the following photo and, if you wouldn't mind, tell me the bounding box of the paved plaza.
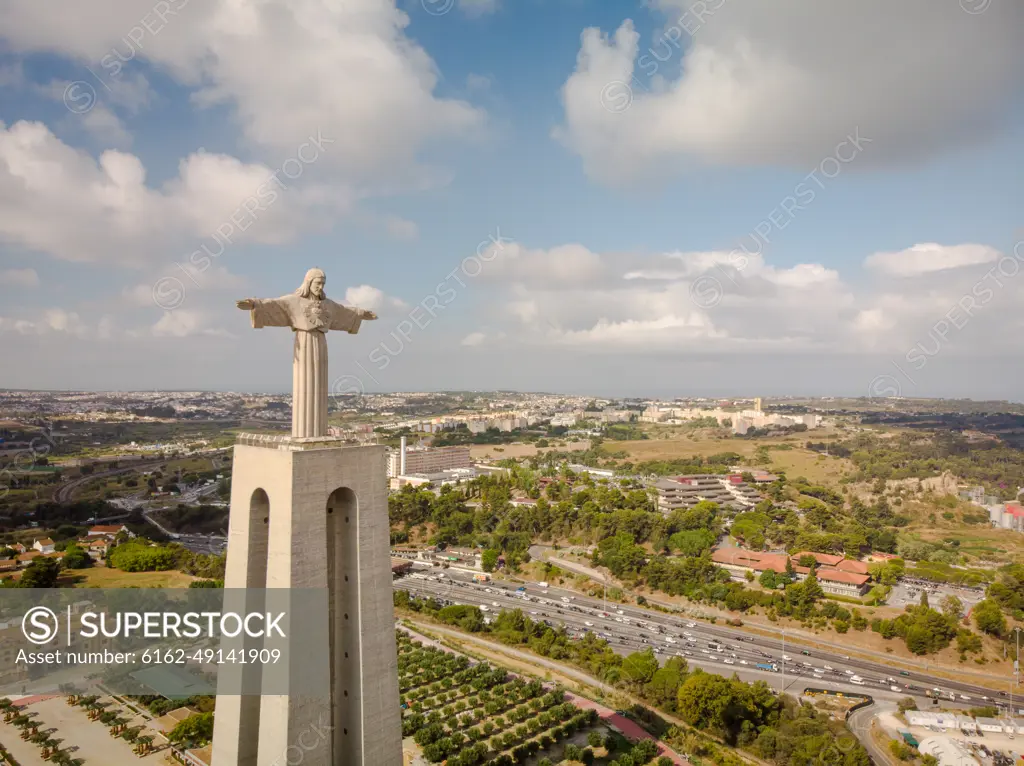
[0,694,165,765]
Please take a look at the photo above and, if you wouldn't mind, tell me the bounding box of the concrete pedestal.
[211,434,401,766]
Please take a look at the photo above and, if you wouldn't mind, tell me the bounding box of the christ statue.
[236,268,377,438]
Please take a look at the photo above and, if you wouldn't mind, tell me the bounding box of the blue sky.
[0,0,1023,399]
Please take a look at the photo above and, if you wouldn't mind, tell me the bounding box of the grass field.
[470,440,592,461]
[60,566,199,588]
[600,431,855,485]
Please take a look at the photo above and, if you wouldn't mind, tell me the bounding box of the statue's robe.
[248,294,362,438]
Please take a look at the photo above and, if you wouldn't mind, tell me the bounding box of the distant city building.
[389,468,478,490]
[387,444,472,478]
[550,413,578,427]
[655,474,761,513]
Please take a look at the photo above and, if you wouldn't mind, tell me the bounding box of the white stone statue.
[236,268,377,438]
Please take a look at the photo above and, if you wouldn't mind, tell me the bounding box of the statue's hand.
[236,299,255,310]
[359,309,378,320]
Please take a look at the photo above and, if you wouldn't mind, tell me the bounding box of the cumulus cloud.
[469,240,1024,356]
[461,331,486,346]
[556,1,1024,184]
[0,307,113,338]
[0,0,484,188]
[0,121,348,266]
[459,0,499,17]
[0,268,39,287]
[343,284,407,313]
[864,243,1001,277]
[150,309,232,338]
[477,242,607,285]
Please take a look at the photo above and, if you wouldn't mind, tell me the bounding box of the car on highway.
[823,665,833,671]
[687,622,696,628]
[491,601,499,607]
[724,659,735,665]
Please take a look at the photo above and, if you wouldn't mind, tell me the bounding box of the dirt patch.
[470,441,591,461]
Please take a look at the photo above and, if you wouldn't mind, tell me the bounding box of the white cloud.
[461,331,486,346]
[556,2,1024,184]
[864,243,1000,277]
[122,265,248,307]
[478,242,607,285]
[343,284,407,313]
[471,240,1024,357]
[0,268,39,287]
[151,309,231,338]
[78,104,133,147]
[0,120,347,266]
[0,307,106,337]
[0,0,484,188]
[460,0,499,17]
[384,216,419,241]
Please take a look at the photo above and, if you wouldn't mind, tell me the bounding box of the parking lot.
[889,579,987,612]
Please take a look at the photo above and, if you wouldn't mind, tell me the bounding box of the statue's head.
[296,268,326,299]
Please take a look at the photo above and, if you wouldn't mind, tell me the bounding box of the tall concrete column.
[211,436,401,766]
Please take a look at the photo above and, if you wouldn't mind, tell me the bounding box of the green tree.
[62,545,92,569]
[19,557,61,588]
[168,712,214,747]
[973,599,1006,636]
[481,549,499,573]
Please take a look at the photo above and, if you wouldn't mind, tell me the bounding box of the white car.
[783,655,792,661]
[701,649,710,654]
[530,611,539,615]
[492,602,499,607]
[687,622,696,628]
[615,617,623,623]
[617,610,624,615]
[584,621,593,627]
[740,660,748,665]
[823,665,833,671]
[724,659,735,665]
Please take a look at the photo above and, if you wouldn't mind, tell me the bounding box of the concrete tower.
[210,433,401,766]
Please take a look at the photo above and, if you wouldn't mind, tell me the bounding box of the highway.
[395,568,1012,710]
[53,458,167,503]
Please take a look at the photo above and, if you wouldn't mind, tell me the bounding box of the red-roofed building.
[835,559,870,575]
[711,547,871,597]
[793,551,844,567]
[88,524,128,537]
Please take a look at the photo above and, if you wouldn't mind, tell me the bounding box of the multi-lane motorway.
[396,568,1013,709]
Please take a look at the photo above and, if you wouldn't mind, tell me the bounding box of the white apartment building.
[387,438,473,478]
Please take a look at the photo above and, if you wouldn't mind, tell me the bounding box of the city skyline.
[1,1,1023,398]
